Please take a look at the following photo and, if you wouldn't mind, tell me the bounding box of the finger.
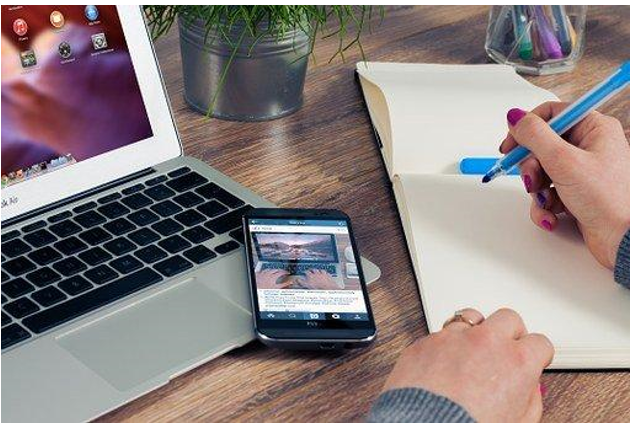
[506,108,580,174]
[534,187,567,215]
[500,133,517,154]
[566,111,618,148]
[518,157,550,193]
[528,101,570,122]
[530,200,558,232]
[483,308,527,339]
[518,333,555,371]
[522,389,544,423]
[442,308,485,332]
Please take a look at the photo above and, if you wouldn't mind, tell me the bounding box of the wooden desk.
[101,6,629,422]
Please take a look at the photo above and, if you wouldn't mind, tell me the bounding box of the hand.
[500,103,630,269]
[255,269,292,289]
[300,269,341,290]
[383,308,554,423]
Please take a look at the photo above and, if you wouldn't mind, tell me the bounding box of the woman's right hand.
[500,102,630,269]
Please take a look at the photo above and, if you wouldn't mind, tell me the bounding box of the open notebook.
[357,62,629,369]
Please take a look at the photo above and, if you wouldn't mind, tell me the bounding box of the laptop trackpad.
[58,278,252,392]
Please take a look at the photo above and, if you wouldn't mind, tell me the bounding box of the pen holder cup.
[485,6,587,75]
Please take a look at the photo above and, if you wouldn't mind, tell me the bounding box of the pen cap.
[485,5,587,75]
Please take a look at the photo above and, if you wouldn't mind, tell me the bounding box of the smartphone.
[243,208,377,350]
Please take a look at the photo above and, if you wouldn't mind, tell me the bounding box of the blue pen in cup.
[483,61,630,183]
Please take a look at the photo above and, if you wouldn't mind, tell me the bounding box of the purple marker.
[533,6,563,59]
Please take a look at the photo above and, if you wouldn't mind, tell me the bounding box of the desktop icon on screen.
[91,33,107,50]
[58,42,72,59]
[13,18,28,36]
[20,50,37,68]
[50,11,65,29]
[85,6,99,22]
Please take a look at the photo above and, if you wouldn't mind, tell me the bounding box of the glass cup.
[485,5,587,75]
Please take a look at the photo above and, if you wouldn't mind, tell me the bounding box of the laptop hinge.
[3,168,156,228]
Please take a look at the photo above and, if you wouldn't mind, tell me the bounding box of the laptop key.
[134,245,168,264]
[2,278,35,298]
[174,191,205,208]
[183,245,217,264]
[32,286,67,307]
[128,209,160,226]
[174,209,206,227]
[24,229,57,248]
[58,275,93,296]
[49,219,82,238]
[74,210,106,228]
[104,218,136,236]
[79,227,112,246]
[2,312,11,326]
[78,247,112,266]
[168,167,190,178]
[182,226,215,244]
[28,246,62,266]
[110,255,143,274]
[22,267,163,334]
[97,201,130,219]
[1,295,6,304]
[215,241,240,255]
[4,297,40,319]
[2,239,32,258]
[2,323,31,349]
[205,205,253,234]
[128,228,160,246]
[145,175,168,186]
[104,237,137,256]
[85,264,119,284]
[26,267,62,287]
[54,236,88,256]
[153,256,193,277]
[97,192,122,204]
[121,193,153,210]
[151,200,182,217]
[73,202,97,214]
[4,257,37,276]
[2,271,9,283]
[22,220,46,233]
[195,183,245,209]
[229,228,244,243]
[151,219,184,237]
[47,211,72,223]
[197,200,228,219]
[166,172,207,192]
[145,184,176,201]
[122,184,145,195]
[158,235,191,254]
[53,257,87,277]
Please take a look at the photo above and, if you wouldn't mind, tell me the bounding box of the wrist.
[606,218,630,269]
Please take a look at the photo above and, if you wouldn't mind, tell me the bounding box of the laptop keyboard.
[260,262,338,276]
[1,167,252,350]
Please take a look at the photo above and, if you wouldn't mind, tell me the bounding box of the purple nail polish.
[507,108,526,126]
[536,191,547,208]
[523,175,532,192]
[541,220,552,231]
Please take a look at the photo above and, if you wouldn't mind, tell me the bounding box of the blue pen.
[483,61,630,183]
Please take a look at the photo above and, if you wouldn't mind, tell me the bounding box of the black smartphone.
[243,208,377,350]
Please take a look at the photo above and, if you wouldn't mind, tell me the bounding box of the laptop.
[2,6,382,422]
[253,232,345,288]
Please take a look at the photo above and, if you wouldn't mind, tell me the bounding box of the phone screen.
[246,216,374,334]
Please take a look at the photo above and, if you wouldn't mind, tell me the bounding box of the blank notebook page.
[397,174,629,368]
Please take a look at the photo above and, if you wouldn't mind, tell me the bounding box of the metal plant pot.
[178,18,311,121]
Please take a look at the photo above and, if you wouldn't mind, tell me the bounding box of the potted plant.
[144,6,380,121]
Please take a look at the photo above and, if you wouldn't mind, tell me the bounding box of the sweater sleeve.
[368,388,475,423]
[614,230,630,289]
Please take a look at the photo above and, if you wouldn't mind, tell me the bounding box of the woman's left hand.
[382,308,554,422]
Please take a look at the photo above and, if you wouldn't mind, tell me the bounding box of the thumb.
[507,108,579,172]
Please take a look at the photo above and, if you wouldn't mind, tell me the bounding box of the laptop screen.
[252,233,338,263]
[1,5,153,189]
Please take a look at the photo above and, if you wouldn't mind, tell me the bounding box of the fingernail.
[541,219,553,232]
[507,108,526,126]
[539,383,547,396]
[522,174,532,192]
[534,190,548,209]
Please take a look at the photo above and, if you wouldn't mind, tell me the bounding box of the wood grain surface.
[100,6,629,422]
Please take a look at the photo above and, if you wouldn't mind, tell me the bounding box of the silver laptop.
[2,6,381,422]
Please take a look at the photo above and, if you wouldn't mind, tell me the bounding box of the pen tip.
[481,175,491,183]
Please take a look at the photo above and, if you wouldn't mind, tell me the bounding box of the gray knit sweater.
[368,230,630,423]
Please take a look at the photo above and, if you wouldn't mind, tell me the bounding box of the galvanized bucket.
[178,18,311,121]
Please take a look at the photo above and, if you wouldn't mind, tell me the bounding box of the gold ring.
[443,310,481,328]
